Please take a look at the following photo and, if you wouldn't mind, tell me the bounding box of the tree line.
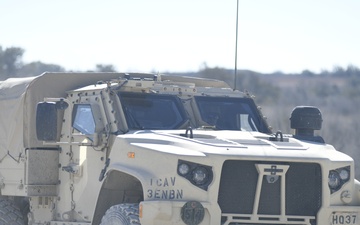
[2,45,360,80]
[0,46,116,80]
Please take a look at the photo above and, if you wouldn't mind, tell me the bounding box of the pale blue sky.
[1,0,359,73]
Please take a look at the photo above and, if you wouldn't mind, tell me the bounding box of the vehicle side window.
[72,104,96,135]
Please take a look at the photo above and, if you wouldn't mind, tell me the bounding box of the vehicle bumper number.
[331,212,358,225]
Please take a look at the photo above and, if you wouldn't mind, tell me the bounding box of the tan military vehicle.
[0,72,359,225]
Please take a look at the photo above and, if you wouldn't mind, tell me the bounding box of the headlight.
[339,168,350,180]
[328,166,350,194]
[177,160,213,191]
[328,171,341,189]
[178,163,190,175]
[192,167,209,185]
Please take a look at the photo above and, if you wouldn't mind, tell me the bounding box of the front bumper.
[139,200,220,225]
[139,201,360,225]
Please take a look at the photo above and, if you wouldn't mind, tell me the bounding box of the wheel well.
[92,170,143,225]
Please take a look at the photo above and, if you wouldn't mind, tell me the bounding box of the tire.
[14,197,29,225]
[100,203,140,225]
[0,198,25,225]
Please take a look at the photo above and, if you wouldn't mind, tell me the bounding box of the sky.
[1,0,360,74]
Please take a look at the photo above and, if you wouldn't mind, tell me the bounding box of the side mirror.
[36,102,61,141]
[36,99,68,142]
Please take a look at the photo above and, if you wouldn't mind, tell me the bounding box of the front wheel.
[100,203,140,225]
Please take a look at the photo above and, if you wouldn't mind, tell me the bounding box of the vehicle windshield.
[118,92,268,132]
[119,92,187,130]
[195,96,267,132]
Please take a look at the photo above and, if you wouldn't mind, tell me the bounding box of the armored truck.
[0,72,359,225]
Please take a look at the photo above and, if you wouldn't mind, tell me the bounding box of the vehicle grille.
[218,160,322,225]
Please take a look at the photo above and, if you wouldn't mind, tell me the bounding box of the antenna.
[234,0,239,91]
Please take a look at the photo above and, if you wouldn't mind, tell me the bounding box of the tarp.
[0,72,124,158]
[0,76,35,159]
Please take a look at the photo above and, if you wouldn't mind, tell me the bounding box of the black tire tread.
[100,203,140,225]
[0,198,25,225]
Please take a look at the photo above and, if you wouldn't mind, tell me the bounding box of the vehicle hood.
[114,129,351,162]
